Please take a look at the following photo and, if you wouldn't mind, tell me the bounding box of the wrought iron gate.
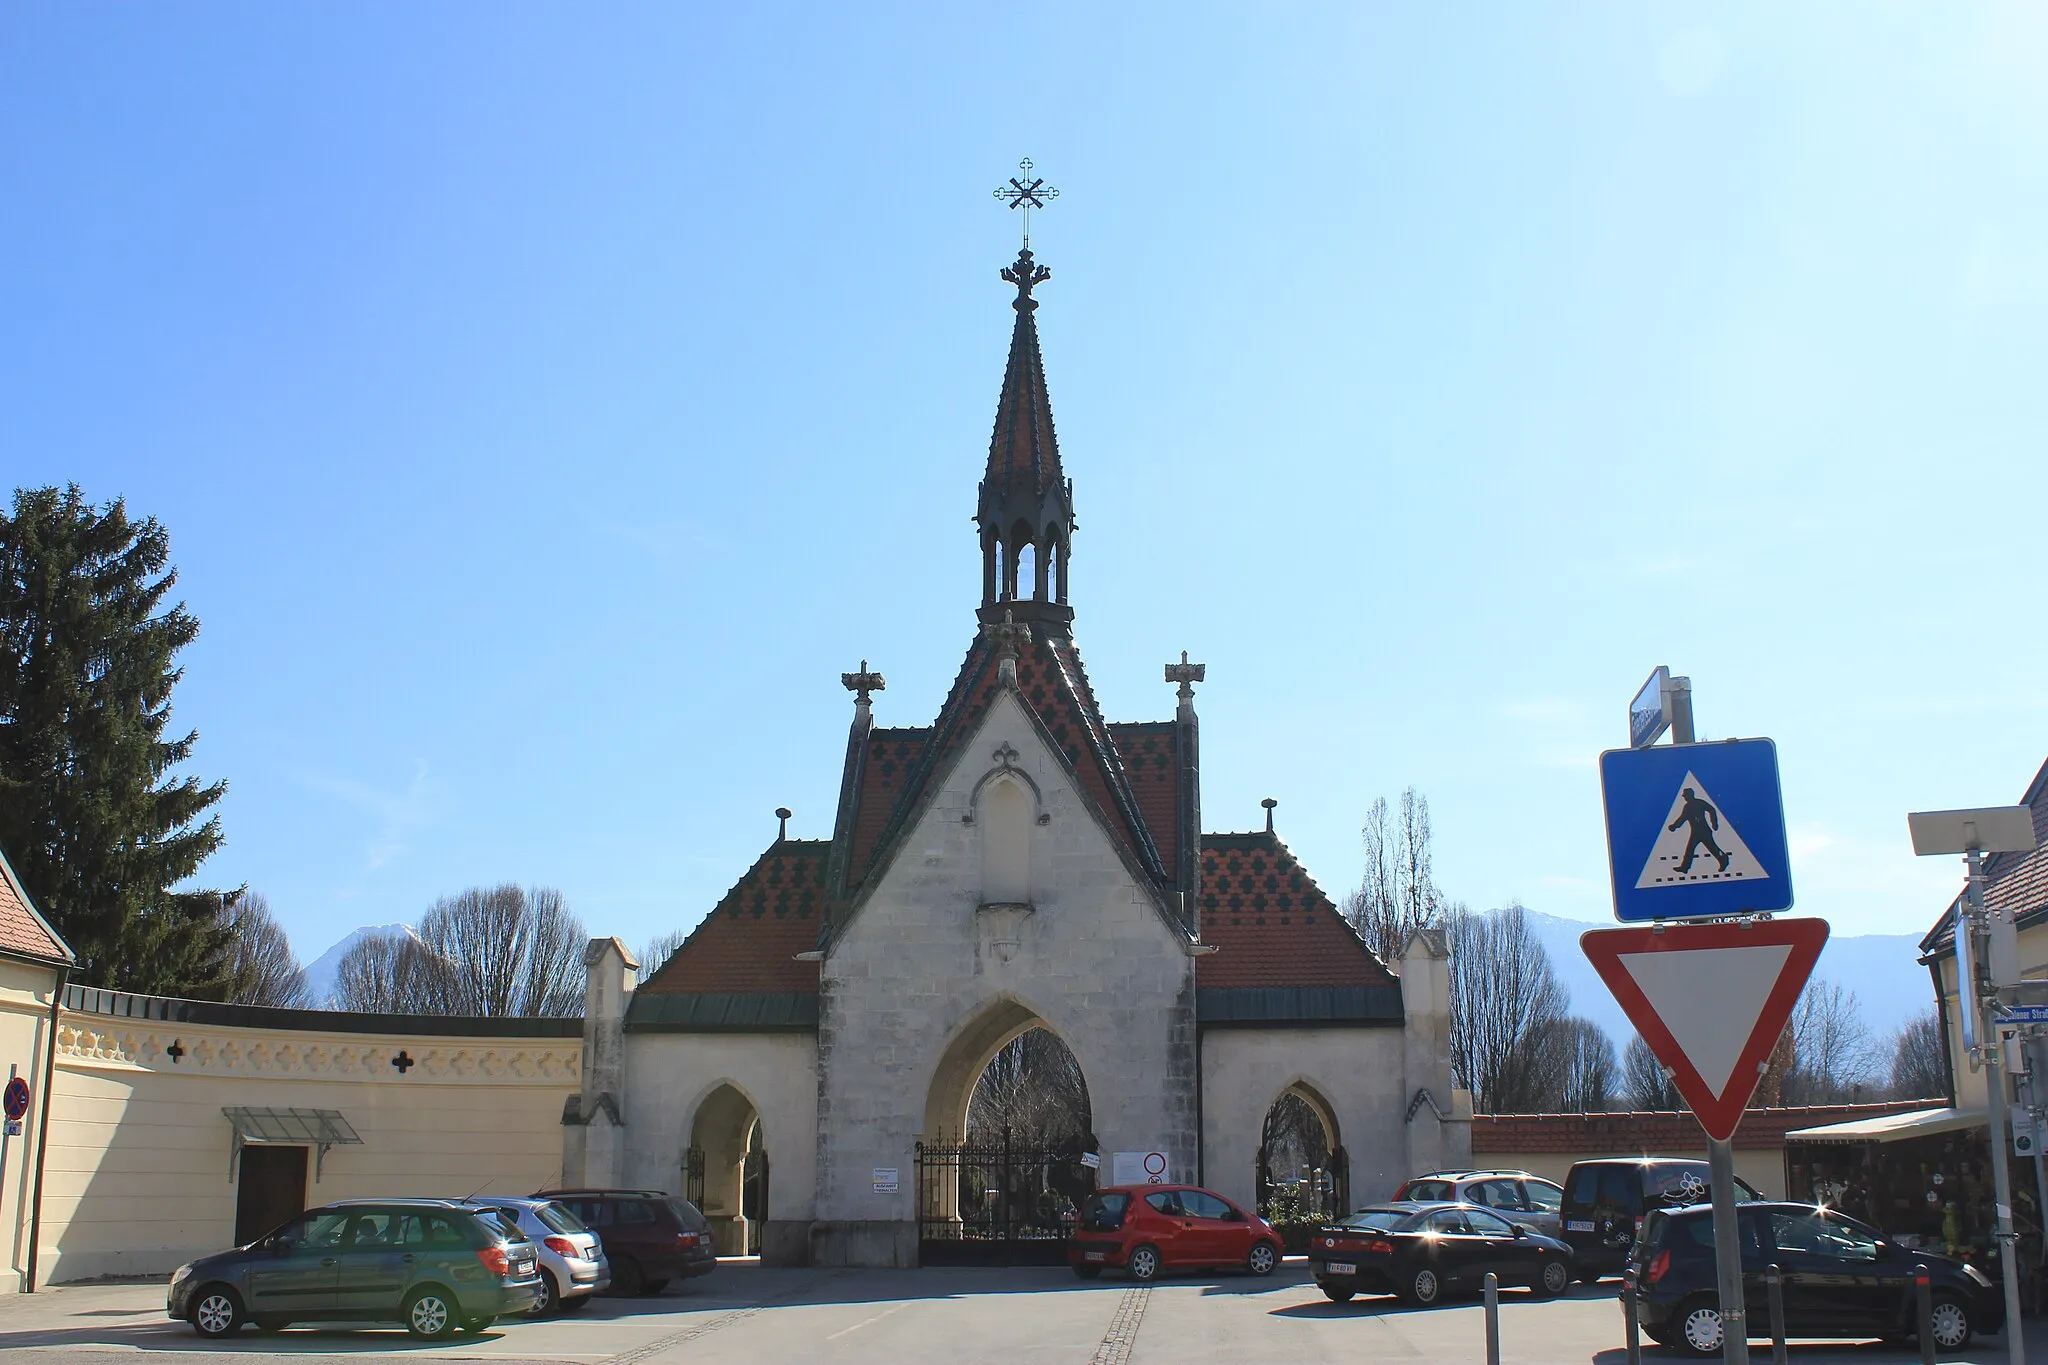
[914,1129,1097,1266]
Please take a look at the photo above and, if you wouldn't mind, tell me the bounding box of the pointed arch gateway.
[915,997,1098,1266]
[1256,1080,1348,1223]
[685,1082,769,1257]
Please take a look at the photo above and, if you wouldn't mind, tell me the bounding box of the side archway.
[686,1082,768,1256]
[1257,1079,1347,1224]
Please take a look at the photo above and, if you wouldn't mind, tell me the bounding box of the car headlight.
[1964,1265,1993,1288]
[170,1264,193,1285]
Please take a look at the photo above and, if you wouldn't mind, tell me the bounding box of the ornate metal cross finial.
[1164,650,1207,704]
[984,608,1034,684]
[993,157,1059,247]
[841,659,887,704]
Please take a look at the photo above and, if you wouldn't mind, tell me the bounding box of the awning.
[223,1107,362,1180]
[1783,1107,1987,1145]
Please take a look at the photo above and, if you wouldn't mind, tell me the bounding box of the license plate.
[1566,1220,1594,1232]
[1085,1252,1106,1262]
[1325,1261,1357,1276]
[516,1259,534,1275]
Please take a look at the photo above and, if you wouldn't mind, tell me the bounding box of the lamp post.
[1908,804,2039,1365]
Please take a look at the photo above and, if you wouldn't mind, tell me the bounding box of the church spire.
[976,243,1076,631]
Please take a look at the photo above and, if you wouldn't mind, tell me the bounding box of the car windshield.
[1336,1207,1409,1233]
[535,1202,588,1235]
[1401,1180,1455,1202]
[1080,1193,1129,1231]
[666,1198,712,1233]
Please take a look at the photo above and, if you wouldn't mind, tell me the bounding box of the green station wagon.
[167,1198,543,1339]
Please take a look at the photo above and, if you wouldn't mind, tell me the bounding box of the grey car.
[457,1196,608,1313]
[1391,1171,1565,1239]
[167,1198,543,1339]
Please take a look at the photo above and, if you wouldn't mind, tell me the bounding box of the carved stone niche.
[976,901,1034,964]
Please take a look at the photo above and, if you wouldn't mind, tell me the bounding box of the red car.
[1067,1184,1281,1281]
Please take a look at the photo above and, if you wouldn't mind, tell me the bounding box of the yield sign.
[1581,917,1829,1140]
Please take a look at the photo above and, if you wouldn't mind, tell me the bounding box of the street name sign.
[2000,1005,2048,1025]
[1600,738,1794,922]
[1630,666,1673,749]
[1581,918,1829,1141]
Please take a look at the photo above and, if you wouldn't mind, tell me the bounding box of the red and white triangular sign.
[1581,918,1829,1141]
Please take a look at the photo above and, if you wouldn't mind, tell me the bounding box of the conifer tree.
[0,485,231,995]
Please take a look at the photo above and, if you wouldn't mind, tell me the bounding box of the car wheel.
[1533,1257,1571,1298]
[460,1315,495,1335]
[1321,1283,1356,1303]
[1072,1264,1102,1279]
[1403,1265,1443,1306]
[611,1256,645,1296]
[641,1278,670,1296]
[189,1287,242,1338]
[1675,1295,1723,1357]
[1246,1241,1279,1277]
[1127,1243,1162,1282]
[404,1287,458,1340]
[1927,1294,1973,1351]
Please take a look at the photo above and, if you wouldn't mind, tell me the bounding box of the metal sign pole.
[1967,848,2026,1365]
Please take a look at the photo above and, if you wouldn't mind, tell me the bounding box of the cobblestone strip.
[1089,1285,1151,1365]
[607,1270,854,1364]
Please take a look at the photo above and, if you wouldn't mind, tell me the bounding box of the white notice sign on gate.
[1111,1151,1170,1185]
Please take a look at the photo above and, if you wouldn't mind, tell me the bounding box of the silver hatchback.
[1391,1170,1565,1240]
[458,1197,608,1313]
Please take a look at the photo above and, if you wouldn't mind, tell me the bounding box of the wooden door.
[235,1145,309,1246]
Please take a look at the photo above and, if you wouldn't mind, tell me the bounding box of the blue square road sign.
[1600,738,1793,922]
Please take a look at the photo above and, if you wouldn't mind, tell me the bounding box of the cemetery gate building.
[559,244,1469,1266]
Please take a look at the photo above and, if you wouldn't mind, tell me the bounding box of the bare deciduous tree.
[1888,1008,1947,1101]
[1549,1016,1620,1112]
[220,891,310,1008]
[638,928,688,980]
[965,1027,1091,1147]
[1345,787,1445,966]
[1782,977,1877,1105]
[1623,1033,1682,1110]
[330,885,585,1016]
[1448,904,1572,1113]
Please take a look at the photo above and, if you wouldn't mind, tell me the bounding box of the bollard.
[1484,1271,1501,1365]
[1766,1264,1788,1365]
[1622,1278,1643,1365]
[1915,1264,1935,1365]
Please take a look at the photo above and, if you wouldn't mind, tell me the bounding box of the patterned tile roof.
[983,291,1064,497]
[842,630,1170,896]
[1106,722,1180,882]
[1470,1102,1929,1154]
[0,842,72,965]
[637,840,827,996]
[1196,832,1395,990]
[1919,755,2048,957]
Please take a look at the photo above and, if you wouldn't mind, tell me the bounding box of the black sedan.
[1309,1201,1575,1305]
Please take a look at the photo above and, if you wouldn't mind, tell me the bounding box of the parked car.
[1308,1201,1574,1305]
[1067,1184,1281,1281]
[167,1198,543,1339]
[532,1188,716,1295]
[1390,1170,1566,1239]
[457,1196,608,1314]
[1629,1201,2001,1356]
[1558,1157,1760,1281]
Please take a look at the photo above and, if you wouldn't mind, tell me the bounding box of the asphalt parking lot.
[0,1262,2037,1365]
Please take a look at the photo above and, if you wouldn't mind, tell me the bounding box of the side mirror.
[265,1237,291,1257]
[1513,1224,1529,1238]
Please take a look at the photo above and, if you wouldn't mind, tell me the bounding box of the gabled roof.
[1197,831,1396,991]
[1919,755,2048,959]
[637,840,827,996]
[841,630,1171,898]
[1107,722,1182,887]
[0,841,73,966]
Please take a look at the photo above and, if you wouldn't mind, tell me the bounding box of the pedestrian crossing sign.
[1600,738,1793,922]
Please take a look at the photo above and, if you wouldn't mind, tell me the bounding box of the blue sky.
[4,4,2044,969]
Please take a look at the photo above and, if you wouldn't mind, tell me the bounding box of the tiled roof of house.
[1196,831,1395,990]
[1470,1101,1929,1154]
[841,630,1170,897]
[636,840,827,996]
[0,844,72,966]
[1106,721,1181,881]
[1919,755,2048,958]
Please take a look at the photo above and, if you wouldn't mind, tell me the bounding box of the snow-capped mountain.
[300,923,417,1007]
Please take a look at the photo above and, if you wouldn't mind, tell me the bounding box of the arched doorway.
[1256,1082,1346,1225]
[685,1083,768,1257]
[915,1000,1096,1265]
